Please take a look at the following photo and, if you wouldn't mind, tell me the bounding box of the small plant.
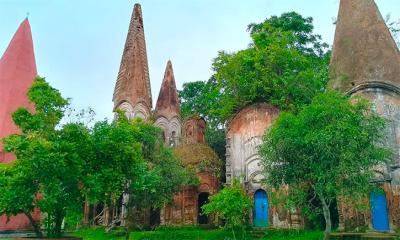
[202,178,252,240]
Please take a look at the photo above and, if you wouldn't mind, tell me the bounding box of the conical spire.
[0,19,37,163]
[113,3,152,116]
[155,60,180,120]
[329,0,400,93]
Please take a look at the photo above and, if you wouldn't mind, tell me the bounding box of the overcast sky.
[1,0,399,121]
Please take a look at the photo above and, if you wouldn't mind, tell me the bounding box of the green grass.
[72,227,323,240]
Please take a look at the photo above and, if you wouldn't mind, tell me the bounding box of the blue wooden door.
[370,191,390,231]
[254,190,268,227]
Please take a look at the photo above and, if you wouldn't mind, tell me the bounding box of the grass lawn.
[72,227,323,240]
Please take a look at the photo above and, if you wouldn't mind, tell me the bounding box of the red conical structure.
[0,18,40,231]
[0,19,36,163]
[155,60,180,120]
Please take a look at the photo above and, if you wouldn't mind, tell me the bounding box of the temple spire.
[155,60,180,120]
[113,3,152,119]
[328,0,400,93]
[0,19,37,163]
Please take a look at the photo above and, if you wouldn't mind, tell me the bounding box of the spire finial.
[26,12,30,19]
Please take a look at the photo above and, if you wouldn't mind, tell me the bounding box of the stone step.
[250,229,266,239]
[329,232,398,240]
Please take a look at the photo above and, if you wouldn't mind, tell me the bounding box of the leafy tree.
[259,91,389,239]
[213,12,330,120]
[179,78,226,161]
[85,113,191,237]
[0,78,191,238]
[179,77,221,127]
[0,162,41,236]
[1,77,91,237]
[84,115,146,207]
[179,12,329,163]
[202,179,251,240]
[121,117,193,229]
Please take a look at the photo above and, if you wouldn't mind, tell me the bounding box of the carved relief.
[226,103,279,188]
[183,117,206,144]
[353,87,400,172]
[155,116,182,146]
[113,4,152,116]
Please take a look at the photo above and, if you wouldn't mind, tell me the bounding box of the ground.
[71,227,323,240]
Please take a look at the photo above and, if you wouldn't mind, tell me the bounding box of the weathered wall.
[113,4,152,120]
[160,173,219,226]
[226,103,301,228]
[154,116,181,146]
[0,210,40,231]
[226,103,279,190]
[160,116,220,226]
[338,87,400,231]
[183,117,206,145]
[329,0,400,93]
[354,87,400,230]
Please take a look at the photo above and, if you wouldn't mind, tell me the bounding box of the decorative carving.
[113,4,152,119]
[183,117,206,144]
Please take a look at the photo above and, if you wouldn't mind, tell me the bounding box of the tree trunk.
[54,210,65,238]
[24,212,43,237]
[320,196,331,240]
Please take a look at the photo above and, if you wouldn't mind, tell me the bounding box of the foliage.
[179,78,226,161]
[1,77,88,237]
[179,78,221,127]
[0,77,190,238]
[174,143,223,179]
[81,111,191,231]
[202,179,251,239]
[124,117,192,210]
[259,91,389,238]
[72,227,324,240]
[179,12,330,163]
[212,12,330,120]
[84,114,147,206]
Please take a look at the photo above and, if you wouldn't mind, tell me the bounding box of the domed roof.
[174,143,222,172]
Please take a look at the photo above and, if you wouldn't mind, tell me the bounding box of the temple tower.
[113,3,152,120]
[0,18,40,231]
[329,0,400,230]
[154,60,181,146]
[0,19,37,163]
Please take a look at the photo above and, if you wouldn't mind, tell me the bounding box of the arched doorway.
[370,191,389,231]
[254,189,268,227]
[198,192,209,224]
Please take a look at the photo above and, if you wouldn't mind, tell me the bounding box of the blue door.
[370,191,390,231]
[254,189,268,227]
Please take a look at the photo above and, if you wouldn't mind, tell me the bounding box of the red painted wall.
[0,19,39,231]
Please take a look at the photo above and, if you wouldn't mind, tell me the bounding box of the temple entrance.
[198,192,209,224]
[254,189,268,227]
[370,191,390,231]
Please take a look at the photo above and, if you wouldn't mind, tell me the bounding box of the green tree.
[85,112,191,237]
[202,179,251,240]
[0,162,42,236]
[259,91,389,239]
[179,12,329,163]
[213,12,330,120]
[1,77,91,237]
[0,77,191,238]
[179,78,226,161]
